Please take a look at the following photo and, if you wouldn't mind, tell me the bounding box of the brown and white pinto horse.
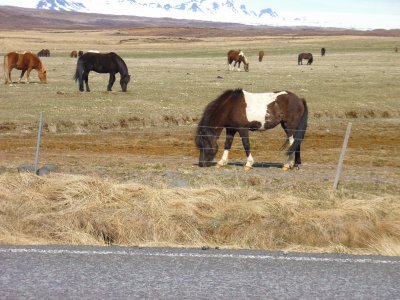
[227,50,249,72]
[195,89,308,171]
[3,52,47,84]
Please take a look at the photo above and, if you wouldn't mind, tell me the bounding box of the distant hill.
[0,6,399,37]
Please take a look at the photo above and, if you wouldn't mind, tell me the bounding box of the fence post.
[34,112,43,175]
[333,122,352,190]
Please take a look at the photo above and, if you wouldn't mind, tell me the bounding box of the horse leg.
[228,59,233,71]
[6,69,12,84]
[236,61,241,72]
[294,144,301,166]
[18,70,26,83]
[282,127,297,171]
[26,68,32,83]
[108,73,116,91]
[216,128,236,168]
[238,129,253,171]
[83,72,90,92]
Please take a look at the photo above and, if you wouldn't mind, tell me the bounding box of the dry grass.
[0,173,399,256]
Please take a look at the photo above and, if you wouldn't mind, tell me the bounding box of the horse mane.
[110,52,128,75]
[195,89,243,149]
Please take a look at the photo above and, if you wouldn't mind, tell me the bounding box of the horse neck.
[115,56,128,75]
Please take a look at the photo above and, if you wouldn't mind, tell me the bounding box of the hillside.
[1,6,399,37]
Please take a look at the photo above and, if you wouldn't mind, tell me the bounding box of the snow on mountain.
[0,0,285,26]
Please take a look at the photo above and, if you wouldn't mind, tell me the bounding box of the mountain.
[0,0,284,26]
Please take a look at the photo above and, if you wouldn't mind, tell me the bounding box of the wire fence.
[1,117,399,193]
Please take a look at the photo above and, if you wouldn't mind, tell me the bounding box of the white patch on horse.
[243,90,287,129]
[289,135,295,145]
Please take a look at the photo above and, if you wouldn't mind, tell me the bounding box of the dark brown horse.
[321,48,326,56]
[37,49,50,57]
[258,50,265,62]
[70,50,78,58]
[298,53,313,65]
[227,50,249,72]
[74,52,130,92]
[3,51,47,84]
[195,89,308,171]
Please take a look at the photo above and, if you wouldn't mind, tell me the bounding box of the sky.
[168,0,400,29]
[1,0,399,29]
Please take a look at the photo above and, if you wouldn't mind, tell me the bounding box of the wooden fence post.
[333,122,352,189]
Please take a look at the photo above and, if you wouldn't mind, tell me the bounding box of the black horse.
[321,48,326,56]
[74,52,130,92]
[298,53,313,65]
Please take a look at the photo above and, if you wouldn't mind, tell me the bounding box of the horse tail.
[3,54,9,84]
[287,99,308,156]
[73,57,82,82]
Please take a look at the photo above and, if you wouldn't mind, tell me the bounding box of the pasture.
[0,29,399,255]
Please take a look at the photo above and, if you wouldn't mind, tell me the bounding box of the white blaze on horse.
[195,89,308,171]
[227,49,249,72]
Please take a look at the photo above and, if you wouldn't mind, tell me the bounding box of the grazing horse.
[258,50,265,62]
[298,53,313,65]
[321,47,326,56]
[78,50,84,57]
[70,50,78,58]
[3,51,47,84]
[37,49,50,57]
[227,50,249,72]
[74,52,130,92]
[195,89,308,171]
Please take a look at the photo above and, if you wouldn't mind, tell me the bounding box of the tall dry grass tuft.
[0,173,399,255]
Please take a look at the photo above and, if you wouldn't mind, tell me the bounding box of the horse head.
[39,68,47,83]
[195,126,218,167]
[120,74,131,92]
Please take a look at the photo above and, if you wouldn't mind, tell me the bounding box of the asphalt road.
[1,245,399,299]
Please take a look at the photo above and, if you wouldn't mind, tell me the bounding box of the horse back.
[80,52,117,73]
[22,52,43,70]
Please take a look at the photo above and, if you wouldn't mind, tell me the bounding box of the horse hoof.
[216,164,223,169]
[282,166,289,171]
[244,166,252,172]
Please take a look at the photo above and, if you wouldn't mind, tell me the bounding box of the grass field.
[0,29,399,255]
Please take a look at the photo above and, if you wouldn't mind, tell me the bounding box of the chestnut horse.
[195,89,308,171]
[298,53,313,65]
[3,52,47,84]
[227,50,249,72]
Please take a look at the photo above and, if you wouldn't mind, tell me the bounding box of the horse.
[37,49,50,57]
[73,52,131,92]
[321,48,326,56]
[195,89,308,171]
[78,50,84,57]
[227,50,249,72]
[258,50,265,62]
[3,51,47,84]
[298,53,313,65]
[70,50,78,58]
